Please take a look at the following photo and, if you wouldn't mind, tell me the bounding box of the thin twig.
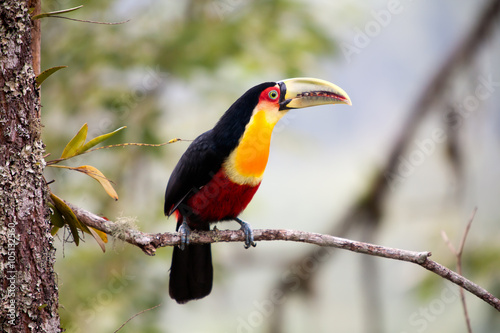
[441,207,478,333]
[84,138,186,154]
[266,0,500,328]
[46,138,184,166]
[66,202,500,312]
[46,16,130,25]
[457,207,477,256]
[441,230,457,255]
[113,303,162,333]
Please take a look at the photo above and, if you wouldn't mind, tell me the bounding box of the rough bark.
[0,1,60,332]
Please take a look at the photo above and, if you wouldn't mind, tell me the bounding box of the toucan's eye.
[268,90,279,100]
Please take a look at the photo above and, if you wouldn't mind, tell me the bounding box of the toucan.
[164,78,351,303]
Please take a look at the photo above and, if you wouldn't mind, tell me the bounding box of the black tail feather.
[169,224,213,303]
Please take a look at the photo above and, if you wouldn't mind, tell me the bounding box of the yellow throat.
[223,109,285,186]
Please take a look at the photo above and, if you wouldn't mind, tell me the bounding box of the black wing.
[164,130,225,216]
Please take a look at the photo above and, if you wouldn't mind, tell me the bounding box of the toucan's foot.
[178,220,191,250]
[235,218,256,249]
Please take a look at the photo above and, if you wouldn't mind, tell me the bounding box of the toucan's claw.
[178,220,191,250]
[235,218,256,249]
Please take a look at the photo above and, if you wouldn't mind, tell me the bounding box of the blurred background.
[40,0,500,332]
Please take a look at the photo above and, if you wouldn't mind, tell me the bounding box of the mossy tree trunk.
[0,1,60,332]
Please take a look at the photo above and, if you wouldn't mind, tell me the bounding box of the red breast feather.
[182,169,260,228]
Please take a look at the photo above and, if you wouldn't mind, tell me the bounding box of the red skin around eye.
[259,87,280,104]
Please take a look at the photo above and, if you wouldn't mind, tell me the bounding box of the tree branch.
[67,202,500,312]
[264,1,500,328]
[441,207,478,333]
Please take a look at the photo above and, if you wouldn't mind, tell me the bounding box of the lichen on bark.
[1,1,60,332]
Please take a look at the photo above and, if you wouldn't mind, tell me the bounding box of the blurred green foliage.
[39,1,500,332]
[40,0,338,332]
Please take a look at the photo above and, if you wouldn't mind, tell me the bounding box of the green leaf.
[61,123,88,159]
[48,165,119,200]
[50,192,109,251]
[73,165,119,200]
[35,66,67,87]
[88,227,107,253]
[32,5,84,20]
[48,202,65,228]
[50,226,60,236]
[50,192,91,245]
[79,126,127,153]
[90,226,108,244]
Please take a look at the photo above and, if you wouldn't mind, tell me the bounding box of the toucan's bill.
[278,77,352,110]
